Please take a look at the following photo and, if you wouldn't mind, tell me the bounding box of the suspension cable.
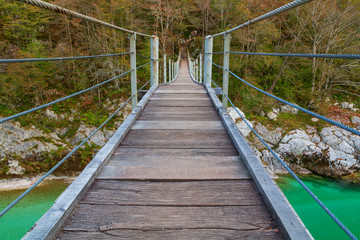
[227,51,360,59]
[209,60,224,70]
[0,69,132,124]
[211,0,313,37]
[136,61,152,70]
[220,88,358,240]
[0,52,131,63]
[16,0,152,37]
[0,76,153,218]
[136,53,152,60]
[226,69,360,136]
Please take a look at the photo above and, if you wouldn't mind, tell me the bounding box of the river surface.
[0,179,69,240]
[0,176,359,239]
[276,175,360,240]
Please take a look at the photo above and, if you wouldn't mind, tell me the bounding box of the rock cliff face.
[228,106,360,179]
[0,100,130,176]
[0,120,117,176]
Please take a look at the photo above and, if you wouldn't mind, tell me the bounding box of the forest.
[0,0,359,175]
[1,0,359,114]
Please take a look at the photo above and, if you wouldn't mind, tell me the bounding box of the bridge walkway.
[55,61,281,239]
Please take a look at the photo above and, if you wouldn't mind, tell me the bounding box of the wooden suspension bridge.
[23,60,312,240]
[2,0,359,239]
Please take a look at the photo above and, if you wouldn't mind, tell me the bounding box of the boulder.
[71,124,106,146]
[8,160,25,175]
[236,120,253,137]
[45,109,58,120]
[280,105,298,114]
[351,116,360,126]
[227,107,245,122]
[261,150,288,174]
[267,111,277,121]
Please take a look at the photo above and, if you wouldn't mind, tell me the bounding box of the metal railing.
[0,0,179,218]
[188,0,359,239]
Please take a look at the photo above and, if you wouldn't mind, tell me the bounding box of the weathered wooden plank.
[146,99,213,107]
[113,147,239,157]
[131,121,224,130]
[121,129,233,147]
[137,114,219,121]
[152,93,209,99]
[205,84,312,239]
[81,180,259,205]
[142,106,215,114]
[97,165,248,180]
[61,205,277,232]
[57,228,280,240]
[107,156,248,172]
[156,90,207,93]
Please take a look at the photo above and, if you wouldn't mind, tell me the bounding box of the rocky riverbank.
[228,103,360,183]
[0,99,131,177]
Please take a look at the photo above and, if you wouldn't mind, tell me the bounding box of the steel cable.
[227,51,360,59]
[226,69,360,136]
[212,0,313,37]
[16,0,152,37]
[0,52,131,63]
[221,90,358,240]
[0,77,153,218]
[0,69,132,124]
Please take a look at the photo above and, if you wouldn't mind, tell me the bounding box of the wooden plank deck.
[55,61,282,239]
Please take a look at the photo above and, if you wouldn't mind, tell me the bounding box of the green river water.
[0,176,359,239]
[0,180,69,240]
[276,175,360,240]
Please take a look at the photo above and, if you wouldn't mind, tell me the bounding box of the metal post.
[195,58,198,82]
[204,35,213,87]
[151,36,159,86]
[163,54,167,83]
[173,62,175,79]
[222,33,231,108]
[169,60,172,81]
[130,33,137,109]
[199,54,202,83]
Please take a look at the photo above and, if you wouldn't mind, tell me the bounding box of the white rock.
[351,116,360,126]
[45,109,58,120]
[327,146,358,170]
[0,121,63,160]
[254,123,281,145]
[8,160,25,175]
[281,129,311,143]
[227,107,245,122]
[267,111,277,120]
[71,125,106,146]
[311,134,321,143]
[325,97,330,102]
[341,102,350,109]
[236,120,253,137]
[311,118,319,122]
[261,150,288,174]
[271,107,280,114]
[280,105,298,114]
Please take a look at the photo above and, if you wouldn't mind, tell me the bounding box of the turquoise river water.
[0,180,69,240]
[276,175,360,240]
[0,176,359,239]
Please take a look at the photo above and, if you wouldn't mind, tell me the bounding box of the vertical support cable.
[199,54,203,83]
[173,62,175,79]
[204,35,213,87]
[169,59,172,81]
[163,54,167,83]
[130,33,137,109]
[222,33,231,108]
[195,58,199,81]
[151,36,159,86]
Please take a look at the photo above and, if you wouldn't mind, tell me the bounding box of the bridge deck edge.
[205,84,314,240]
[22,84,158,240]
